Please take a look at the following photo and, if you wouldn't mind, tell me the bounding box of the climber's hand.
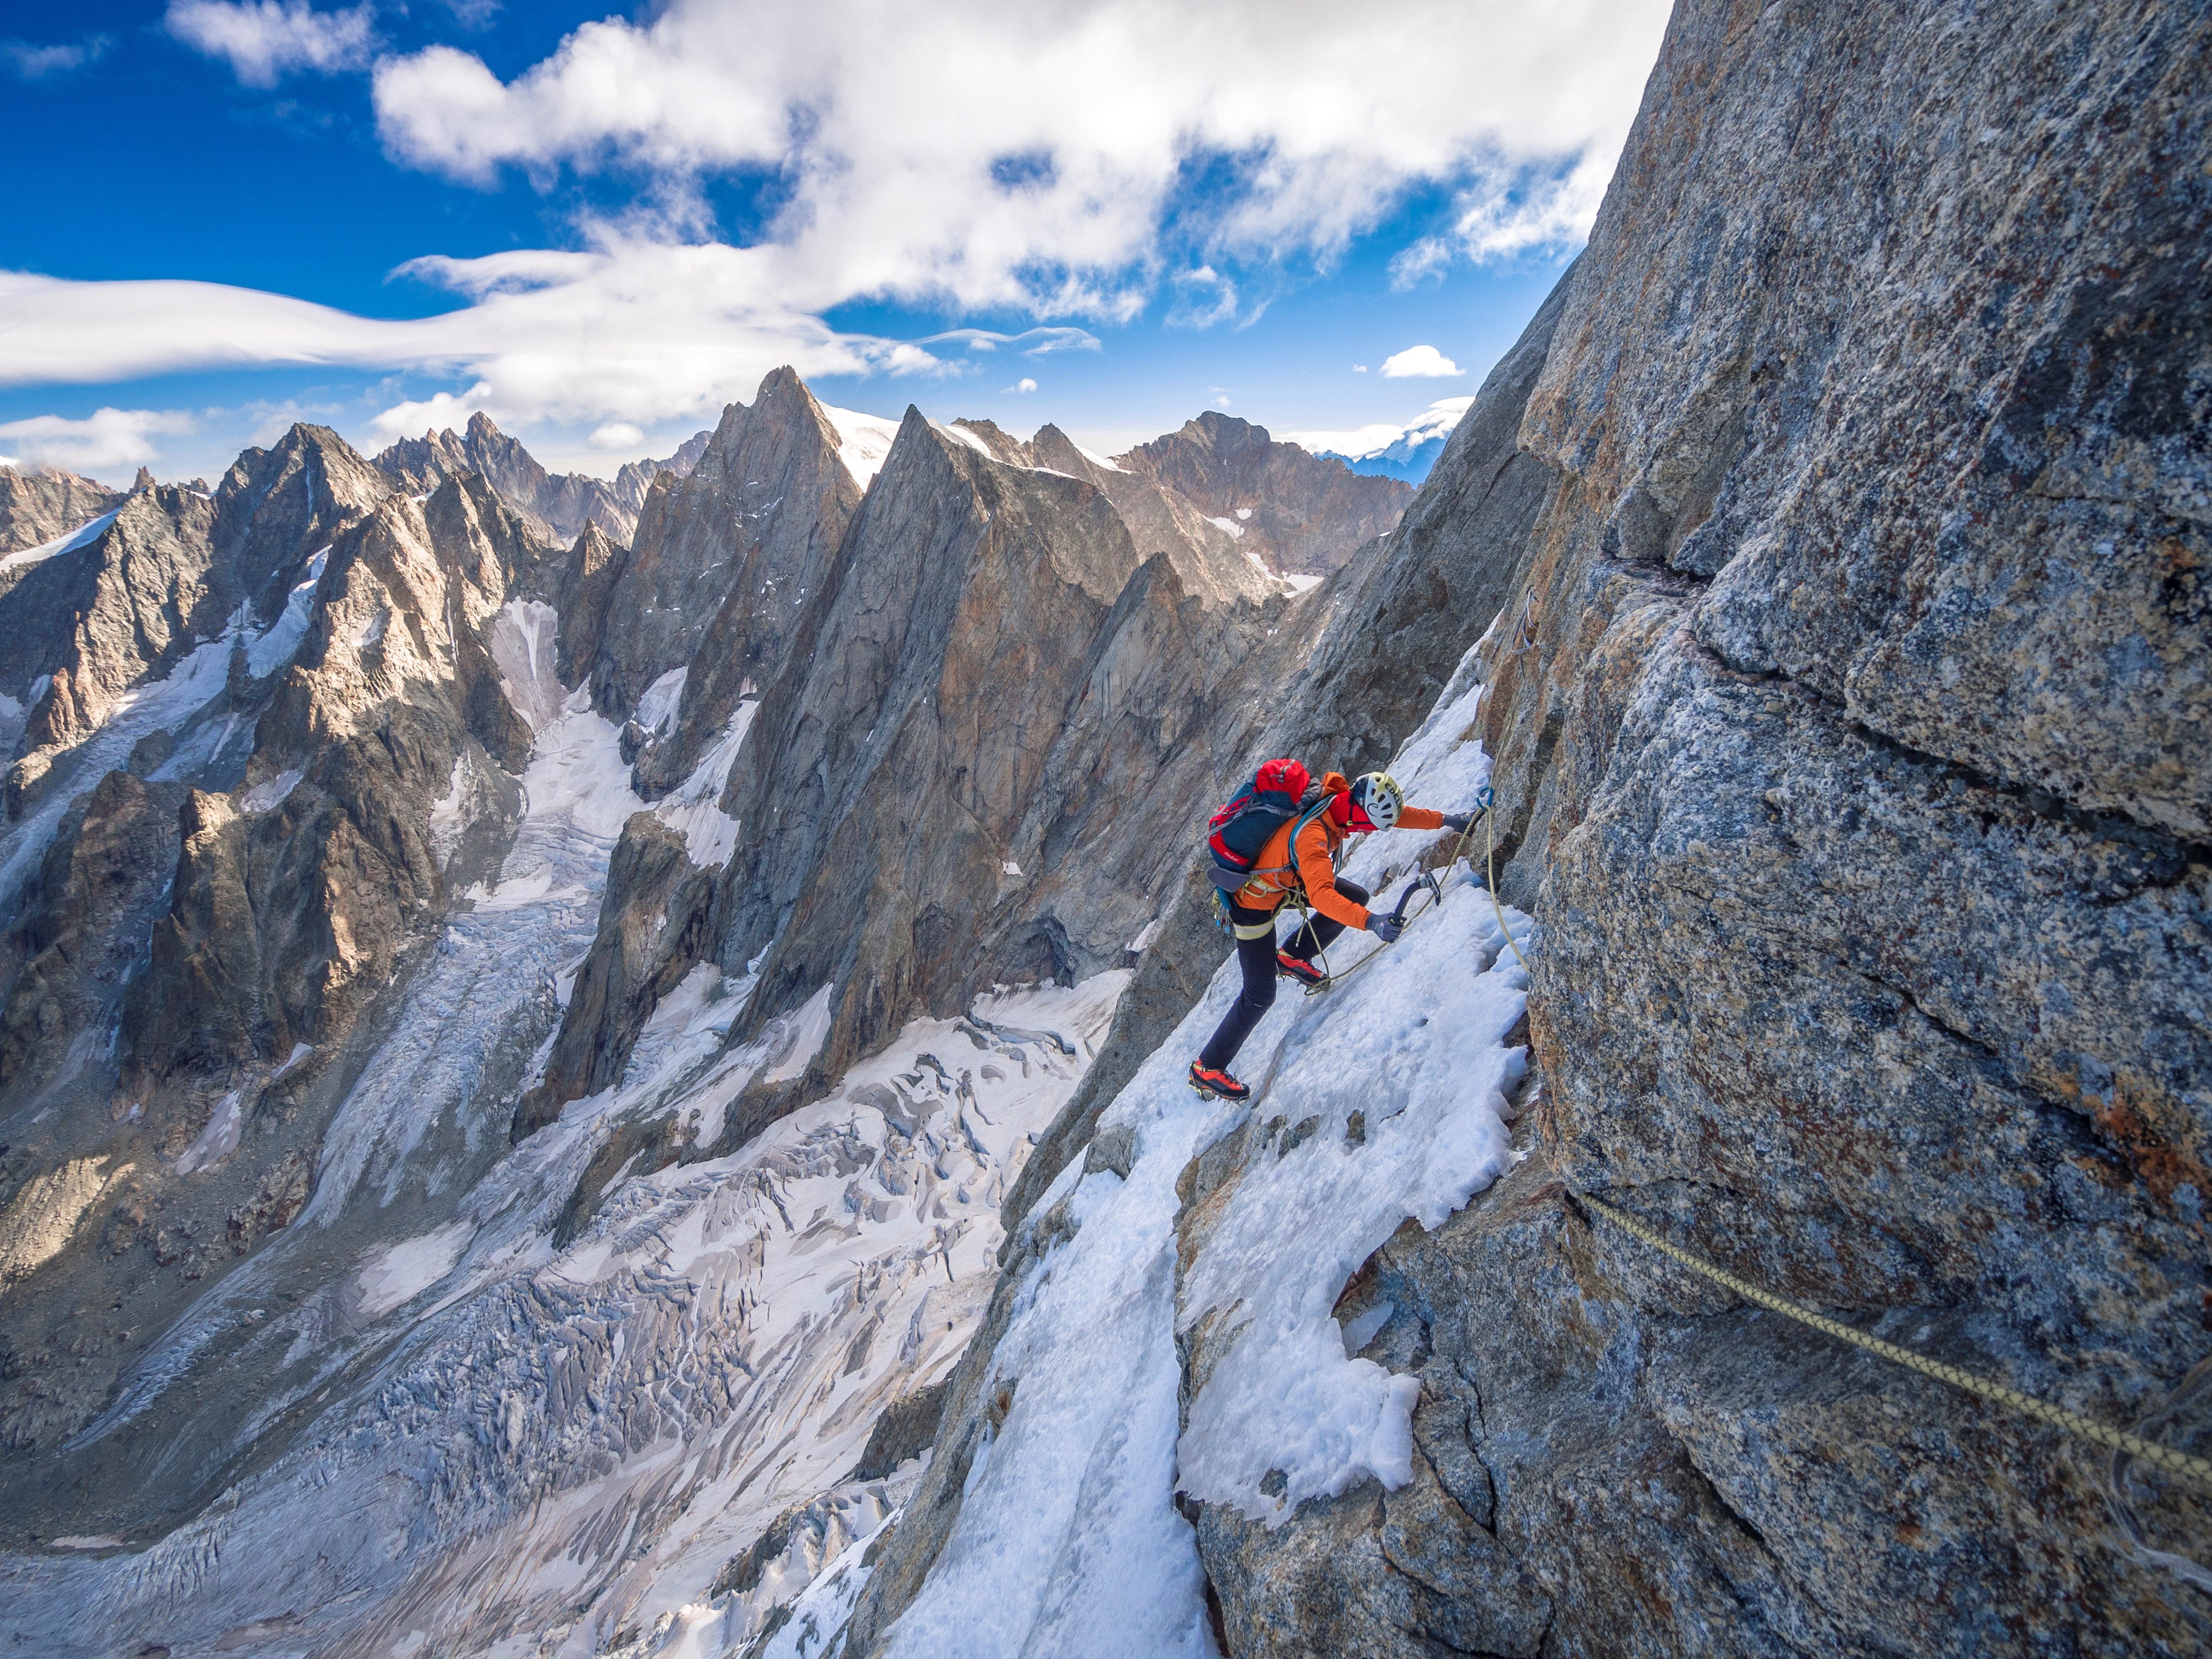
[1440,811,1474,834]
[1368,913,1404,944]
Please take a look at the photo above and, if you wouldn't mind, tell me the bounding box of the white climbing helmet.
[1348,771,1403,831]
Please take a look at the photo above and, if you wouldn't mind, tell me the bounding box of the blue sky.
[0,2,1669,486]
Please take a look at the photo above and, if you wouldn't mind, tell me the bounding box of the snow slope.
[821,405,903,489]
[879,657,1535,1656]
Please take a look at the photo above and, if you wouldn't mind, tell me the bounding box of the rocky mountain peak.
[373,412,709,548]
[1115,410,1412,577]
[214,422,395,623]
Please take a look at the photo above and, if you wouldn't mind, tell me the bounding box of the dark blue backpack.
[1205,759,1309,893]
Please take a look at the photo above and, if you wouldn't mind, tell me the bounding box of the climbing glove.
[1368,913,1405,944]
[1439,811,1475,834]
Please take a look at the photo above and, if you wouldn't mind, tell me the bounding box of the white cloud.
[1352,364,1368,373]
[1380,345,1464,379]
[587,420,644,449]
[0,408,196,482]
[10,1,1669,438]
[365,383,497,444]
[1168,266,1238,329]
[0,242,948,440]
[1285,395,1473,461]
[367,0,1669,311]
[1003,377,1038,394]
[1390,145,1619,281]
[2,35,112,78]
[919,326,1100,358]
[166,1,375,88]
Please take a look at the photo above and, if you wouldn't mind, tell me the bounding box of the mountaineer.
[1189,763,1474,1102]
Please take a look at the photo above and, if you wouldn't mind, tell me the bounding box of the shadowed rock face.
[374,411,709,547]
[1157,2,2212,1654]
[1116,410,1414,577]
[0,467,122,560]
[519,393,1306,1143]
[512,811,720,1140]
[948,419,1280,609]
[584,366,865,757]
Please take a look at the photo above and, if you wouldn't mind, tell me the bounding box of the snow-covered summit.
[1286,395,1474,485]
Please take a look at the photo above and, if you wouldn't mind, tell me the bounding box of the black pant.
[1197,881,1368,1073]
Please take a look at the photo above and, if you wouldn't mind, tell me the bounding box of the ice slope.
[879,661,1536,1656]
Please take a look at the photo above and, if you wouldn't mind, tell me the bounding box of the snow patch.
[173,1090,244,1176]
[0,508,118,576]
[649,702,756,868]
[933,420,1000,460]
[821,404,902,488]
[1074,443,1125,474]
[239,768,300,814]
[634,666,687,737]
[761,984,836,1085]
[355,1220,476,1319]
[485,600,566,732]
[1208,514,1245,539]
[245,545,328,680]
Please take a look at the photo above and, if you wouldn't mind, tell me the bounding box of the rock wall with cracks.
[853,1,2212,1653]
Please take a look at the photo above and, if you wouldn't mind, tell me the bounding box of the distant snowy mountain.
[1287,395,1474,484]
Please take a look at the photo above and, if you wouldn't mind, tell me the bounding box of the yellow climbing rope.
[1576,1190,2212,1491]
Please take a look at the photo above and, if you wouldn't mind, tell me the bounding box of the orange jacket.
[1233,772,1444,928]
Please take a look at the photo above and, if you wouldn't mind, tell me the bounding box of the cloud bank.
[1380,345,1465,379]
[14,0,1669,437]
[0,408,198,480]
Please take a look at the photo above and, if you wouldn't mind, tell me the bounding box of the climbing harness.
[1575,1190,2212,1492]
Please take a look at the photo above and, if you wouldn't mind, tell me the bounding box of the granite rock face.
[0,487,220,759]
[946,419,1279,608]
[213,423,394,625]
[582,367,865,762]
[1117,410,1414,577]
[1165,1,2212,1654]
[515,811,720,1137]
[128,473,552,1087]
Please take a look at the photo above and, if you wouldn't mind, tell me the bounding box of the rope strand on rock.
[1574,1190,2212,1491]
